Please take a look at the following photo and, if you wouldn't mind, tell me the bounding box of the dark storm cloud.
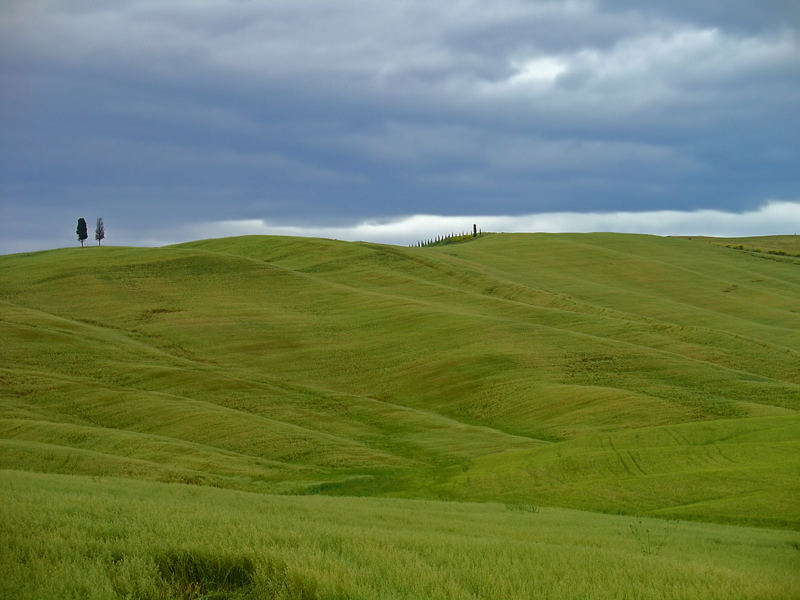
[1,1,798,252]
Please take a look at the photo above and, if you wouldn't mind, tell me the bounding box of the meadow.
[3,470,799,599]
[1,233,799,597]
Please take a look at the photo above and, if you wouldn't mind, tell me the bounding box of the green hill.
[1,234,798,523]
[2,233,800,597]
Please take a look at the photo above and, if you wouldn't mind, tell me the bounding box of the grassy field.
[1,233,799,597]
[676,234,800,255]
[3,470,799,600]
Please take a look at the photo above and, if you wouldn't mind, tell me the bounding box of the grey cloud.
[598,0,800,34]
[4,1,796,113]
[340,122,704,179]
[1,1,799,253]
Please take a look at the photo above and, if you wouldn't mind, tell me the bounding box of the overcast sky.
[1,1,799,253]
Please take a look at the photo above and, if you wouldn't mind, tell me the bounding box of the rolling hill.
[1,233,799,522]
[1,233,799,598]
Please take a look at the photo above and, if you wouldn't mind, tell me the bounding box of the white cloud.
[583,26,799,86]
[473,26,798,107]
[480,56,568,94]
[113,200,800,248]
[512,57,568,83]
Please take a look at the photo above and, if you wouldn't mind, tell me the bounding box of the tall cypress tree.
[76,218,88,247]
[95,217,105,246]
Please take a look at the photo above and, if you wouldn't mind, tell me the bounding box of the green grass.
[678,235,800,255]
[2,470,799,600]
[1,233,799,597]
[441,414,800,527]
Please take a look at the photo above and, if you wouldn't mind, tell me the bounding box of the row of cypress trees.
[411,225,483,248]
[76,217,104,247]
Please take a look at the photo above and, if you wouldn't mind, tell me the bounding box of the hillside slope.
[1,234,798,526]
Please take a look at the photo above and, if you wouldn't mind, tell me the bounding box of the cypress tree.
[76,218,88,247]
[95,217,105,246]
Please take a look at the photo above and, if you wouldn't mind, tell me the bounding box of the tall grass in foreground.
[2,470,798,600]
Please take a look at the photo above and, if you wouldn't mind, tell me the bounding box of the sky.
[1,0,799,253]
